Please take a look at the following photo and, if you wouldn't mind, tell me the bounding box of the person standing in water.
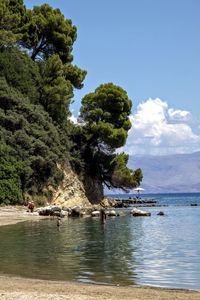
[57,216,61,227]
[100,209,107,224]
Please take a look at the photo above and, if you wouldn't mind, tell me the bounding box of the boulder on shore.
[70,206,87,217]
[38,206,65,217]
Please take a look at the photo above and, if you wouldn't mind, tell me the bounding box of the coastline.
[0,205,48,227]
[0,205,199,299]
[0,275,199,300]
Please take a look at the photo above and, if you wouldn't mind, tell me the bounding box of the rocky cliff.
[52,164,92,207]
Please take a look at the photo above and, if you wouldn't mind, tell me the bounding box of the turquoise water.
[0,194,200,290]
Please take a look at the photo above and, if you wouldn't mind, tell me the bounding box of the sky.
[24,0,200,156]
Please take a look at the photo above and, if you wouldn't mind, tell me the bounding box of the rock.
[92,205,100,211]
[61,210,68,217]
[52,164,92,208]
[62,207,71,212]
[52,211,62,217]
[84,208,94,215]
[71,206,82,217]
[100,198,116,208]
[116,211,126,217]
[107,210,116,217]
[38,206,52,216]
[66,208,72,216]
[51,206,61,212]
[91,210,100,217]
[114,202,124,208]
[157,211,165,216]
[131,208,151,217]
[38,205,65,217]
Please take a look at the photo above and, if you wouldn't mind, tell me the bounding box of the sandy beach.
[0,206,199,300]
[0,205,47,227]
[0,275,199,300]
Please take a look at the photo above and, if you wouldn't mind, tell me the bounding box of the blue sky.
[24,0,200,155]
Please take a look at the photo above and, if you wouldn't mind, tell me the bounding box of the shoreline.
[0,206,200,299]
[0,205,48,227]
[0,274,199,300]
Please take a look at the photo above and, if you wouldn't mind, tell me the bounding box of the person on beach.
[27,201,34,213]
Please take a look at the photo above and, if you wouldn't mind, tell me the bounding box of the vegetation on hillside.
[0,0,142,205]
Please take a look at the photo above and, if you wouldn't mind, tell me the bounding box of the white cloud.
[122,98,200,155]
[168,108,191,122]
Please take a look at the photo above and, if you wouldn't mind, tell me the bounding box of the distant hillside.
[128,152,200,193]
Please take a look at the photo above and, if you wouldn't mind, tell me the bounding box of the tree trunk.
[83,175,104,204]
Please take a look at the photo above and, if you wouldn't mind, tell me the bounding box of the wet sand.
[0,275,199,300]
[0,206,199,300]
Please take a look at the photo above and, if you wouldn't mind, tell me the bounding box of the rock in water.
[131,208,151,217]
[91,210,100,217]
[157,211,165,216]
[108,210,117,217]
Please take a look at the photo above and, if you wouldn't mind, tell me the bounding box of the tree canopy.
[0,47,40,102]
[39,54,73,123]
[79,83,143,191]
[80,83,132,148]
[19,4,77,63]
[0,0,25,47]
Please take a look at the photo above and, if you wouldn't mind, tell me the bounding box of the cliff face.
[52,164,92,207]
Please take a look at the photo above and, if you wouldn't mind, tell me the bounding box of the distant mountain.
[127,152,200,193]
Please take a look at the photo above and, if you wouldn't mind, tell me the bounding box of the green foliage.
[19,4,77,63]
[0,142,24,204]
[39,54,73,123]
[80,83,132,148]
[79,83,142,190]
[0,0,25,47]
[39,56,86,124]
[0,47,41,102]
[110,153,143,190]
[0,1,86,122]
[0,1,142,203]
[0,75,71,204]
[64,64,87,89]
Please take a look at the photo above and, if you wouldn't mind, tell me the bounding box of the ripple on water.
[0,206,199,290]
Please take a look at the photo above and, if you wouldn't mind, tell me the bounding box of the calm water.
[0,193,200,290]
[111,192,200,206]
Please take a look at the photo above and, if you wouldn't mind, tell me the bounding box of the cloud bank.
[123,98,200,155]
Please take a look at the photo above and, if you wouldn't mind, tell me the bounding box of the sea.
[0,192,200,291]
[109,192,200,206]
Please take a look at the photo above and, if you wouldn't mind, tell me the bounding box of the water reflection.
[0,216,139,285]
[0,206,200,290]
[75,216,138,285]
